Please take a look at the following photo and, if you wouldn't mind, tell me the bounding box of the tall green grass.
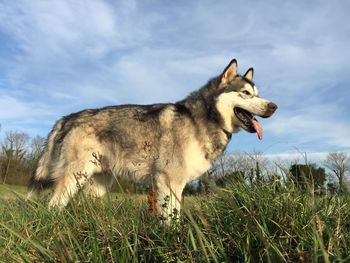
[0,180,349,262]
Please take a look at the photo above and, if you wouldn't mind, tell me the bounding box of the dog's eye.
[242,90,251,96]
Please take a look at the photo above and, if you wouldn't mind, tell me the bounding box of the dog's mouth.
[234,107,263,140]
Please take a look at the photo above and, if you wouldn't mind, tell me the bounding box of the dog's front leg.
[156,174,185,222]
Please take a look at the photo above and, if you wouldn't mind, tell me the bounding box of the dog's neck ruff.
[221,128,232,140]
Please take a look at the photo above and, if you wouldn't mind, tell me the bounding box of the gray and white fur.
[28,59,277,219]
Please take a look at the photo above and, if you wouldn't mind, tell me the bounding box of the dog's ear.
[220,59,237,85]
[244,68,254,81]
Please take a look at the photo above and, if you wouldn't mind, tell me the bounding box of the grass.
[0,180,350,262]
[0,184,27,199]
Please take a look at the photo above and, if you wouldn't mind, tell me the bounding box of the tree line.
[0,128,45,185]
[185,150,350,195]
[1,126,349,195]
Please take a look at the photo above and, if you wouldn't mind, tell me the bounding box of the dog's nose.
[268,102,278,113]
[261,102,278,118]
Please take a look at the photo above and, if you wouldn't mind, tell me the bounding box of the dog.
[28,58,277,219]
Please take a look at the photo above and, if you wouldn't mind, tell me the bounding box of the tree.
[211,152,250,183]
[2,131,30,161]
[289,164,326,192]
[324,152,350,193]
[326,181,338,195]
[211,151,232,178]
[29,135,46,160]
[244,150,269,184]
[1,130,30,184]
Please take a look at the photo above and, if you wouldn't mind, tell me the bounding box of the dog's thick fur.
[28,59,277,219]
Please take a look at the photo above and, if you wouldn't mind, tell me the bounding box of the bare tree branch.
[324,152,350,193]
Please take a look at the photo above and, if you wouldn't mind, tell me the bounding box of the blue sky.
[0,0,349,162]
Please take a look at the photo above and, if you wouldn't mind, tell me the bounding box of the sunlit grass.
[0,184,27,199]
[0,181,349,262]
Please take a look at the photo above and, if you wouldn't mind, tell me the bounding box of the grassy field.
[0,184,27,199]
[1,181,350,262]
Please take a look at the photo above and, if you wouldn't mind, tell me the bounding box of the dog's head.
[214,59,277,140]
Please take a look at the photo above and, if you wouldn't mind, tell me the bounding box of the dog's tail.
[27,119,64,199]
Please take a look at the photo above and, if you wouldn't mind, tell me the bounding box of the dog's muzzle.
[234,102,278,140]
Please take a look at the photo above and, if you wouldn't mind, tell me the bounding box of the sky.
[0,0,349,163]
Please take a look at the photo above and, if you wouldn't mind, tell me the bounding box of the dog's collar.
[222,128,232,140]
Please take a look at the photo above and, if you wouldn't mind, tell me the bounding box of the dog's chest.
[183,139,211,180]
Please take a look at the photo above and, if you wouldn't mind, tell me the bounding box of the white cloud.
[0,0,349,156]
[265,104,350,149]
[266,151,330,164]
[0,95,53,120]
[1,1,118,57]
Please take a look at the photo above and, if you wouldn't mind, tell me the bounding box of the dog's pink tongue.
[252,119,263,140]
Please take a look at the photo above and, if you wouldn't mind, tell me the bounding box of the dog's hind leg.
[48,156,101,209]
[83,172,114,198]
